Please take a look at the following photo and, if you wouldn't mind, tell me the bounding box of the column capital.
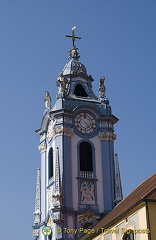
[99,131,116,142]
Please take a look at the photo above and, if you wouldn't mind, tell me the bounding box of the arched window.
[123,230,134,240]
[74,84,88,97]
[49,148,53,179]
[80,142,93,177]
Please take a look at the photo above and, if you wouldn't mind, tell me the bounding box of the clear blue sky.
[0,1,156,239]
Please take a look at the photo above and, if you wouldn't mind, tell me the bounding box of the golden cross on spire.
[65,26,81,47]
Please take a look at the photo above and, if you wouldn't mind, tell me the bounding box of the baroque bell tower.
[32,27,122,240]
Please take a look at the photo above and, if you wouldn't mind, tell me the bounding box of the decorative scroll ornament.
[40,133,46,142]
[78,210,100,229]
[56,72,68,93]
[38,142,47,153]
[99,131,116,141]
[53,126,63,136]
[44,91,51,110]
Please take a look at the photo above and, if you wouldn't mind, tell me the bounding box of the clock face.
[74,112,96,134]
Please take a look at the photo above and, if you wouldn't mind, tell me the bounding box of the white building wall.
[93,206,149,240]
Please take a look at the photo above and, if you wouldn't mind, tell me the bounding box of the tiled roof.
[80,173,156,240]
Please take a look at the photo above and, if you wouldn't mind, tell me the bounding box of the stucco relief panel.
[80,181,95,204]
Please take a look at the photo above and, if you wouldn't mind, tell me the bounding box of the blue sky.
[0,1,156,239]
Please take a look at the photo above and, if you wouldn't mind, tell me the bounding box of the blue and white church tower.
[32,28,122,240]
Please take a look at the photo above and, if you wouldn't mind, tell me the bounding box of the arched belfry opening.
[80,141,93,172]
[74,84,88,97]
